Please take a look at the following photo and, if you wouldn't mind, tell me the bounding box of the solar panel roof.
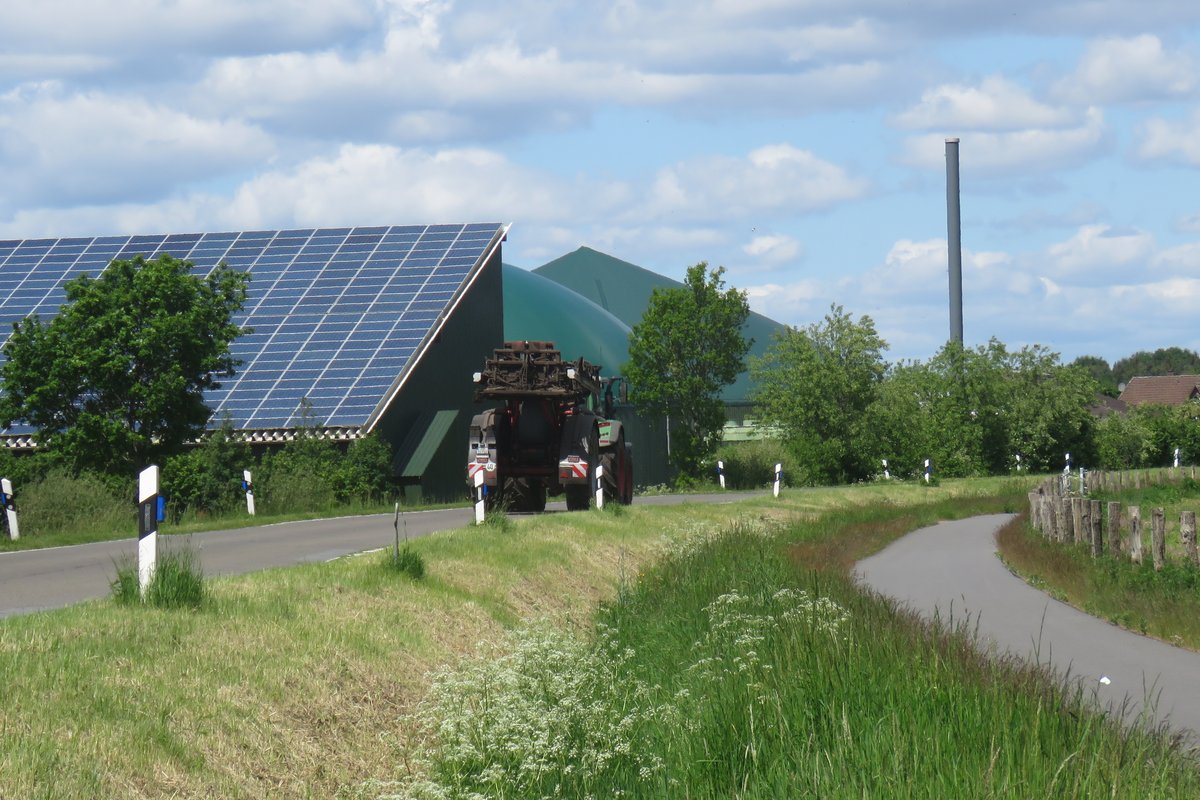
[0,223,507,435]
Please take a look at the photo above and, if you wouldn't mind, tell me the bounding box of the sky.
[3,1,1200,366]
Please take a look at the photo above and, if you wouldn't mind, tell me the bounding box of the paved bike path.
[855,514,1200,738]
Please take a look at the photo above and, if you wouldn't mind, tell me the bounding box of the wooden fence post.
[1152,507,1166,571]
[1072,497,1084,545]
[1182,510,1197,567]
[1078,498,1091,546]
[1090,499,1103,557]
[1056,497,1069,543]
[1107,501,1122,557]
[1129,505,1142,564]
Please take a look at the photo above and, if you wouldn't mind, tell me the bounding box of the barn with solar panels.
[0,223,507,499]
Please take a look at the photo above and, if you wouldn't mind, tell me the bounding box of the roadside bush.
[712,438,797,489]
[18,469,130,538]
[256,464,336,516]
[256,433,395,512]
[162,419,251,519]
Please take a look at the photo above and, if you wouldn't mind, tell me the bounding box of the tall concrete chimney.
[946,137,963,345]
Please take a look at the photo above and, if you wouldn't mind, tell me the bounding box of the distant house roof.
[1118,375,1200,406]
[1088,394,1128,417]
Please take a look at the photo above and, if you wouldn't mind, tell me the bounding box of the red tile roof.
[1118,375,1200,406]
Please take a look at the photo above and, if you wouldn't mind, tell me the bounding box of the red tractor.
[467,341,634,512]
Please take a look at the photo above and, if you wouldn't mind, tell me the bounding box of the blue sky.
[3,1,1200,365]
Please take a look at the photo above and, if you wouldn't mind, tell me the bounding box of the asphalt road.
[856,514,1200,738]
[0,491,751,618]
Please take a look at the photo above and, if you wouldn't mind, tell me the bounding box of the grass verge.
[9,474,1186,799]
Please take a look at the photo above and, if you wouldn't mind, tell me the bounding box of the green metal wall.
[373,250,504,502]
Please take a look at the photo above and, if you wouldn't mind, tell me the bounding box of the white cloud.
[1175,211,1200,234]
[1045,223,1155,274]
[743,234,803,266]
[645,144,868,223]
[1154,242,1200,272]
[894,76,1076,131]
[1054,34,1198,105]
[0,84,273,208]
[0,1,379,57]
[856,238,1017,302]
[744,278,824,321]
[900,108,1107,175]
[222,143,572,230]
[1110,278,1200,314]
[1137,110,1200,166]
[1039,276,1063,298]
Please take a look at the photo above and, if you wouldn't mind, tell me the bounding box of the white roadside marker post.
[882,459,889,480]
[1175,448,1181,469]
[718,460,726,489]
[137,465,160,597]
[924,459,931,484]
[773,463,782,498]
[243,469,255,516]
[595,464,605,509]
[474,469,485,525]
[1,477,18,540]
[1015,454,1022,473]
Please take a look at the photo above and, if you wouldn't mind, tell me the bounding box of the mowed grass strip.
[0,497,760,798]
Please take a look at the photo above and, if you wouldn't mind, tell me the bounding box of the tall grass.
[402,509,1200,798]
[111,546,206,609]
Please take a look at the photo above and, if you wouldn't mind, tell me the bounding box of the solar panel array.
[0,223,506,434]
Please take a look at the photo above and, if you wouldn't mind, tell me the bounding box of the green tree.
[624,263,751,478]
[751,305,887,485]
[1135,401,1200,467]
[1094,409,1152,469]
[1113,347,1200,386]
[1070,355,1118,396]
[866,340,1097,478]
[0,254,250,475]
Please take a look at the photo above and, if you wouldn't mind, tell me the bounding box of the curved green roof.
[533,247,786,404]
[502,263,631,376]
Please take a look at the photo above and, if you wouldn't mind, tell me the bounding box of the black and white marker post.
[924,459,932,484]
[138,465,159,596]
[773,463,782,498]
[1,477,18,540]
[595,464,605,509]
[717,460,726,490]
[881,459,889,480]
[473,469,485,525]
[243,469,255,516]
